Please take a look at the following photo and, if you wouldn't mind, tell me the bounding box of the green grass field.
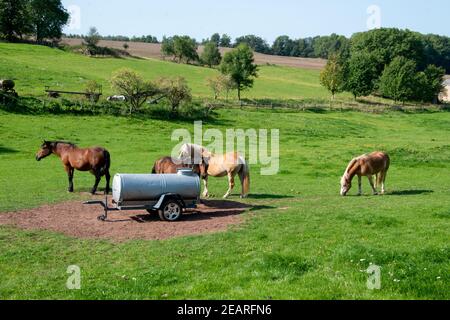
[0,43,336,100]
[0,43,449,300]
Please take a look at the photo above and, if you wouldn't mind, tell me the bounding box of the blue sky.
[62,0,449,42]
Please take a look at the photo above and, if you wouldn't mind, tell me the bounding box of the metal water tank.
[112,170,201,204]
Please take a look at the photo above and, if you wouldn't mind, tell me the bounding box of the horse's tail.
[377,153,391,187]
[238,156,250,198]
[101,150,111,176]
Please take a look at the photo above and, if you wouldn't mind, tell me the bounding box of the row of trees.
[320,28,447,104]
[65,33,159,44]
[0,0,68,42]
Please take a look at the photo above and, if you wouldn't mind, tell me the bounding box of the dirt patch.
[62,38,326,70]
[0,198,249,242]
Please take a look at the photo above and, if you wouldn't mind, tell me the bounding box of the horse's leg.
[367,175,378,195]
[202,176,209,198]
[380,171,387,195]
[105,170,111,194]
[65,166,74,193]
[91,169,101,195]
[223,172,235,199]
[358,175,362,196]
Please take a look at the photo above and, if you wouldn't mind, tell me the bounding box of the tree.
[200,42,222,67]
[423,34,450,74]
[159,77,192,112]
[173,36,198,64]
[219,34,232,48]
[83,27,100,50]
[123,43,129,50]
[210,33,220,46]
[161,36,175,58]
[206,74,235,100]
[320,54,345,99]
[272,35,295,56]
[379,57,418,104]
[350,28,426,72]
[29,0,69,42]
[313,34,349,59]
[206,76,223,100]
[234,35,271,54]
[0,0,31,41]
[111,69,160,114]
[415,65,446,103]
[345,52,380,99]
[220,44,258,100]
[162,36,199,64]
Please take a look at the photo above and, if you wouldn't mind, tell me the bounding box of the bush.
[379,57,418,103]
[201,42,222,67]
[159,77,192,112]
[320,54,345,99]
[111,69,160,114]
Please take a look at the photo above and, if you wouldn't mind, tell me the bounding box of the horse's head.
[340,174,352,196]
[179,143,210,165]
[36,141,53,161]
[198,155,210,179]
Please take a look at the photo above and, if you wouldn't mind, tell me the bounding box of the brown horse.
[340,151,390,196]
[36,141,111,195]
[152,156,208,179]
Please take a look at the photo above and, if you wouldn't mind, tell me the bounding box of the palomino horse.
[36,141,111,195]
[152,156,208,178]
[340,151,390,196]
[179,143,250,199]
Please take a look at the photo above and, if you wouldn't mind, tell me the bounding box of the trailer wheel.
[158,200,182,222]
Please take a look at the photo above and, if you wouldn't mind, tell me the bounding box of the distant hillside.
[0,43,334,100]
[61,38,327,70]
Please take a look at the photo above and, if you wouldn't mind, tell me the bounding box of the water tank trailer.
[85,169,201,221]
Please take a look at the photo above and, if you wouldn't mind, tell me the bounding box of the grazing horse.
[340,151,390,196]
[36,141,111,195]
[152,156,208,178]
[179,143,250,199]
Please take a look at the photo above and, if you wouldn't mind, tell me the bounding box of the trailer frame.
[84,193,198,222]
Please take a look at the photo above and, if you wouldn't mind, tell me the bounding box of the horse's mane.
[49,141,77,147]
[343,157,359,178]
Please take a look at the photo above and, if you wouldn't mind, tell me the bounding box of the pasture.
[0,43,334,100]
[0,108,449,299]
[0,43,449,300]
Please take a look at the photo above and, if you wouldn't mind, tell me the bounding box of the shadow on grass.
[388,190,434,196]
[105,199,276,223]
[247,194,294,200]
[0,145,19,154]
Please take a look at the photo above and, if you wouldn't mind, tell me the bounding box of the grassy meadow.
[0,43,449,299]
[0,43,336,100]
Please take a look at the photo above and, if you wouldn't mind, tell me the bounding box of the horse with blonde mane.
[340,151,390,196]
[179,143,250,199]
